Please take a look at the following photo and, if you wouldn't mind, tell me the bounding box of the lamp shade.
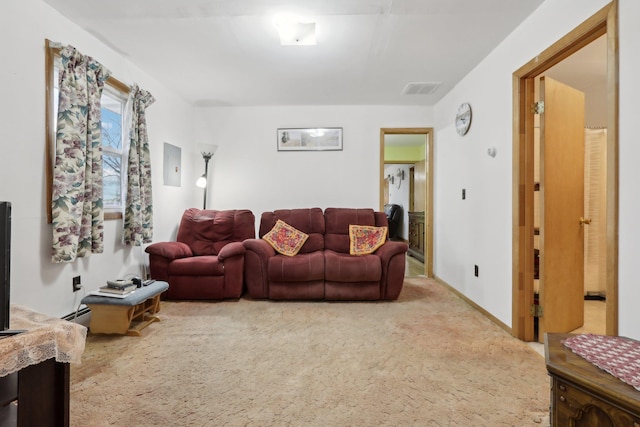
[198,144,218,158]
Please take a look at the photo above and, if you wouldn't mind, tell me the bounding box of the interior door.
[538,76,586,342]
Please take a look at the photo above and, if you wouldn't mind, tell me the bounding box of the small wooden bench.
[81,281,169,336]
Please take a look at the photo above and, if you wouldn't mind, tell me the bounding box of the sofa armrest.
[145,242,193,260]
[375,241,408,263]
[242,239,276,298]
[218,241,246,261]
[243,238,276,259]
[376,241,409,300]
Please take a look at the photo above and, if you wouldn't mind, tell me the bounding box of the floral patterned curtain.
[122,85,155,245]
[51,46,111,263]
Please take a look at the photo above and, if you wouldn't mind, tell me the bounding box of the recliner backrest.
[259,208,325,254]
[177,208,255,255]
[383,203,402,238]
[384,204,401,222]
[324,208,387,254]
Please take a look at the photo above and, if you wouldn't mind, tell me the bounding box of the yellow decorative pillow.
[349,225,388,255]
[263,220,309,256]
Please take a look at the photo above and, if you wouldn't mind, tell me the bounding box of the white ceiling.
[42,0,545,107]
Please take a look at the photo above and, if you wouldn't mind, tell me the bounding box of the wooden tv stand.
[0,358,69,427]
[0,305,86,427]
[545,333,640,426]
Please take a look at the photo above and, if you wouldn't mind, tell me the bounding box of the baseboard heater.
[62,307,91,322]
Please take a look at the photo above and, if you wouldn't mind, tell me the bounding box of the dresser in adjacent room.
[407,211,425,262]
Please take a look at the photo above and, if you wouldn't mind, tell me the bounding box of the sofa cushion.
[349,225,388,255]
[168,255,225,276]
[268,251,324,282]
[177,209,255,256]
[324,250,382,282]
[259,208,325,254]
[262,220,309,256]
[324,208,377,253]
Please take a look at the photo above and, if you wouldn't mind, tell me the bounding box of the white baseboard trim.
[62,307,91,328]
[434,276,512,335]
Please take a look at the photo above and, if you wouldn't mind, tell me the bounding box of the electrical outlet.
[462,189,466,200]
[72,275,81,292]
[474,265,479,277]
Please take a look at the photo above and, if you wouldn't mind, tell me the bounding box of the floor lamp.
[196,144,218,209]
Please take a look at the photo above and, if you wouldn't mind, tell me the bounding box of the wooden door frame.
[512,1,618,340]
[380,128,434,277]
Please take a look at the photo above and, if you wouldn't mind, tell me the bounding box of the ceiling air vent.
[401,82,441,95]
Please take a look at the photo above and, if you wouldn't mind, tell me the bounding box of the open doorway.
[512,2,618,341]
[380,128,434,278]
[533,36,608,340]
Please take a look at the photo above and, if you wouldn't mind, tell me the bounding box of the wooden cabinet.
[407,211,425,262]
[0,358,70,427]
[0,306,85,427]
[545,333,640,427]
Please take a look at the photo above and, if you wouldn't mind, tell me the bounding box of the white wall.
[193,105,433,232]
[1,0,198,317]
[617,0,640,339]
[432,0,640,339]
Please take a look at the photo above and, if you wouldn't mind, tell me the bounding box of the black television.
[0,201,11,331]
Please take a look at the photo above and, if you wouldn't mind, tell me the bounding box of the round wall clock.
[455,102,472,136]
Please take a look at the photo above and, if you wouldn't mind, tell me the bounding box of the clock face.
[455,103,472,136]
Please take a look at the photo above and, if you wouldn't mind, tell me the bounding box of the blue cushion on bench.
[81,281,169,307]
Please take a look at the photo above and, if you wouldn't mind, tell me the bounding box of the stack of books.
[99,280,137,295]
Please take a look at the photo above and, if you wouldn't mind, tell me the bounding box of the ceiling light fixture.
[274,14,316,46]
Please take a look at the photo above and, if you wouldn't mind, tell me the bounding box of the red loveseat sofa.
[242,207,408,301]
[145,208,255,300]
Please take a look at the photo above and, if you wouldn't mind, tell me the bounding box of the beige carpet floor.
[70,278,550,426]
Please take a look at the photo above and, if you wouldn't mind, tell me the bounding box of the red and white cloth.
[563,334,640,391]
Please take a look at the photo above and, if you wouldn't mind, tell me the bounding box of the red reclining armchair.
[145,208,255,300]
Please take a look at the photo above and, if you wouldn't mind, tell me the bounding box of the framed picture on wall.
[277,128,343,151]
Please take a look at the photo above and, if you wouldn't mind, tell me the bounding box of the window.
[101,88,126,210]
[45,40,130,222]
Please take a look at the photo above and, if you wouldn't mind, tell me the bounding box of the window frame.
[45,39,130,223]
[100,86,128,211]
